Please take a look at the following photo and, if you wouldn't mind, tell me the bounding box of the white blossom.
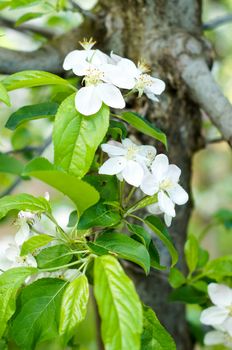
[204,329,232,348]
[147,202,173,227]
[111,53,165,101]
[99,138,156,187]
[63,40,134,116]
[140,154,188,219]
[3,244,37,269]
[200,283,232,333]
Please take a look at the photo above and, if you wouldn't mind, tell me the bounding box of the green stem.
[119,180,125,208]
[126,213,145,223]
[46,213,70,242]
[39,258,87,272]
[124,186,136,207]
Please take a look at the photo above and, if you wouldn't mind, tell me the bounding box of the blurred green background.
[0,0,232,349]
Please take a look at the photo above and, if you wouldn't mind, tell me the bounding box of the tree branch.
[178,54,232,145]
[0,18,98,74]
[153,33,232,146]
[203,14,232,30]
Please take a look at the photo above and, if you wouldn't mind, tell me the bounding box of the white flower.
[200,283,232,332]
[111,53,165,101]
[75,83,125,116]
[147,202,173,227]
[140,154,188,219]
[2,243,37,269]
[204,329,232,348]
[63,40,135,116]
[99,138,156,187]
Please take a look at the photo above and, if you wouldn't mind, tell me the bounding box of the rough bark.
[96,1,204,349]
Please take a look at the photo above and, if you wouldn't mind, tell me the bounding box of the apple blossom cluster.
[63,38,165,116]
[0,203,77,282]
[99,138,188,226]
[200,283,232,348]
[0,210,37,271]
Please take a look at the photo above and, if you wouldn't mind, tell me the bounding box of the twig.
[205,137,224,146]
[203,14,232,31]
[69,0,97,20]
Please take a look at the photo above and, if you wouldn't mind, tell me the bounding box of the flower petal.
[166,164,181,183]
[101,143,126,157]
[208,283,232,307]
[122,160,144,187]
[167,184,189,205]
[75,86,102,116]
[102,64,135,89]
[96,83,125,109]
[204,331,225,346]
[158,191,175,217]
[200,306,229,325]
[72,60,91,76]
[63,50,89,70]
[144,91,159,102]
[164,214,172,227]
[99,157,126,175]
[147,203,162,215]
[149,78,166,95]
[15,223,30,246]
[140,174,159,196]
[151,154,169,181]
[221,317,232,336]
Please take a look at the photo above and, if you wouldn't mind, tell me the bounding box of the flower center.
[126,145,138,160]
[136,74,153,89]
[84,67,104,86]
[160,179,173,191]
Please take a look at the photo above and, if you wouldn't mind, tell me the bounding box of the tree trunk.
[94,1,204,349]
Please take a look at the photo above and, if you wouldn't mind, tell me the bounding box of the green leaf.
[6,102,58,130]
[0,193,51,220]
[94,255,143,350]
[169,285,207,304]
[204,256,232,280]
[59,275,89,343]
[36,244,72,269]
[148,240,166,270]
[141,305,176,350]
[145,216,178,267]
[11,127,31,150]
[84,175,119,201]
[214,209,232,229]
[16,12,44,26]
[127,223,151,248]
[108,120,127,139]
[116,112,167,148]
[53,94,110,178]
[21,234,54,256]
[11,278,66,349]
[2,71,73,91]
[0,82,10,106]
[95,232,150,274]
[78,202,120,230]
[0,154,24,175]
[197,247,209,268]
[23,158,100,216]
[184,235,199,274]
[0,267,37,338]
[127,194,158,214]
[168,268,186,288]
